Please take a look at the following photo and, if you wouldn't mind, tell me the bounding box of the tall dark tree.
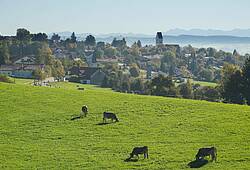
[16,28,31,41]
[0,43,10,65]
[137,40,142,48]
[151,74,177,97]
[71,32,77,43]
[222,70,244,104]
[32,33,48,41]
[51,33,60,43]
[242,58,250,105]
[85,35,96,46]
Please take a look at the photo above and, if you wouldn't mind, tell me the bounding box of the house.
[68,66,106,85]
[156,32,163,45]
[0,65,19,76]
[14,56,35,65]
[0,64,41,78]
[13,65,41,78]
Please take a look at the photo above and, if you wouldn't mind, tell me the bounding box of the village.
[1,30,243,90]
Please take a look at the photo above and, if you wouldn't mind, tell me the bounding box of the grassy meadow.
[0,80,250,169]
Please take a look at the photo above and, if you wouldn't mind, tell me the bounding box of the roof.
[0,64,41,71]
[69,66,101,80]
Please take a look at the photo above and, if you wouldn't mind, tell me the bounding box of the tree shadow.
[124,158,139,162]
[187,159,209,168]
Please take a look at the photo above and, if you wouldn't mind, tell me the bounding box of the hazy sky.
[1,0,250,35]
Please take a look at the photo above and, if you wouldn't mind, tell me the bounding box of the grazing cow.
[196,147,217,162]
[129,146,149,159]
[103,112,119,123]
[81,105,88,117]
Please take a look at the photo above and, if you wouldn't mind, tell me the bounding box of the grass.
[0,80,250,169]
[192,80,217,87]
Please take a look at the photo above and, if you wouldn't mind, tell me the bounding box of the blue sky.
[1,0,250,35]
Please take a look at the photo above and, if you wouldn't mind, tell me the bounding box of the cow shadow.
[187,159,209,168]
[71,116,82,121]
[124,157,138,162]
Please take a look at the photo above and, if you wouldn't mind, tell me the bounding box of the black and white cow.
[81,105,88,117]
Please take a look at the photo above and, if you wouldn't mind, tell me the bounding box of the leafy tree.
[179,79,193,99]
[220,64,244,104]
[160,51,176,74]
[32,33,48,41]
[93,49,104,59]
[198,69,214,82]
[242,58,250,105]
[111,38,126,48]
[51,33,60,42]
[129,64,140,77]
[151,74,177,97]
[131,78,144,92]
[16,28,31,41]
[33,68,46,80]
[194,86,220,102]
[0,43,10,65]
[85,35,96,46]
[104,47,117,57]
[221,70,244,104]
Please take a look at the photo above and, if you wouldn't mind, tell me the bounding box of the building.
[14,56,35,65]
[0,64,40,78]
[156,32,163,45]
[68,66,106,85]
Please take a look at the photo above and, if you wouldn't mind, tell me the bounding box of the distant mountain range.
[49,29,250,39]
[48,29,250,54]
[165,29,250,37]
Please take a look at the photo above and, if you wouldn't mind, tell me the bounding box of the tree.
[0,43,10,65]
[32,33,48,41]
[129,64,140,77]
[131,78,144,93]
[51,33,60,43]
[137,40,142,48]
[93,49,104,59]
[33,68,46,80]
[104,47,117,57]
[198,69,214,82]
[71,32,77,43]
[16,28,31,41]
[220,64,244,104]
[85,35,96,46]
[221,70,244,104]
[242,58,250,105]
[179,79,193,99]
[160,51,176,75]
[151,74,177,97]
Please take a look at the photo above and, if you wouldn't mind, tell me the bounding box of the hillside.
[0,81,250,169]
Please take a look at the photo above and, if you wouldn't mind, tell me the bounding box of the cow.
[103,112,119,123]
[129,146,149,159]
[196,147,217,162]
[80,105,88,117]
